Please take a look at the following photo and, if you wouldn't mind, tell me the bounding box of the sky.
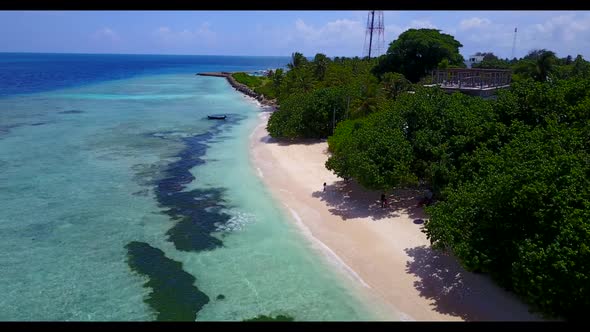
[1,11,590,59]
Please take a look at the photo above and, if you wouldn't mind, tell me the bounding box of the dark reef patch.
[163,188,230,251]
[124,116,247,321]
[0,123,26,136]
[59,110,84,114]
[148,115,246,252]
[30,122,47,126]
[125,241,210,321]
[132,189,150,197]
[216,294,225,300]
[243,314,295,321]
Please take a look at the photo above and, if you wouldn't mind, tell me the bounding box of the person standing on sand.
[323,182,326,192]
[381,193,386,208]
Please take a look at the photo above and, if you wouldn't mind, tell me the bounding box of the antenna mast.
[363,11,385,58]
[511,27,518,59]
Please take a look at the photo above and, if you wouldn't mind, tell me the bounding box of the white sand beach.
[249,108,541,321]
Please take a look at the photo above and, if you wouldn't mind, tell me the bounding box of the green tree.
[278,66,316,100]
[291,68,316,93]
[535,50,558,82]
[571,55,590,78]
[326,103,416,190]
[312,53,331,81]
[287,52,308,70]
[481,52,499,62]
[472,53,510,69]
[271,68,284,90]
[424,77,590,320]
[513,49,558,82]
[380,72,411,99]
[425,125,590,319]
[437,58,450,69]
[349,74,381,119]
[267,87,348,139]
[374,29,465,82]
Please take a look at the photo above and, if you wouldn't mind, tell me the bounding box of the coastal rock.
[197,72,277,109]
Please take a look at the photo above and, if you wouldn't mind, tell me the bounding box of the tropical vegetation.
[237,28,590,320]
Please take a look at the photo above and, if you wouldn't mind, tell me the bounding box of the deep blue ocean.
[0,53,288,97]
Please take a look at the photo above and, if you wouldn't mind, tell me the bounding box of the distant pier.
[196,72,232,78]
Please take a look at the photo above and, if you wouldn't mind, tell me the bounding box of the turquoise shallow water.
[0,72,381,321]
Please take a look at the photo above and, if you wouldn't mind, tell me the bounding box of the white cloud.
[93,27,121,43]
[453,13,590,58]
[408,20,437,29]
[385,20,438,39]
[529,14,590,44]
[285,16,444,57]
[286,18,366,56]
[153,23,216,46]
[459,17,491,31]
[293,18,365,45]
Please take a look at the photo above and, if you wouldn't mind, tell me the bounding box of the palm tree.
[534,50,557,82]
[521,49,557,82]
[313,53,330,81]
[572,55,590,77]
[293,69,316,93]
[351,81,379,118]
[381,72,411,99]
[287,52,307,70]
[272,69,284,89]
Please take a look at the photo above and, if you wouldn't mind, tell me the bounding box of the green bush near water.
[232,72,265,88]
[232,72,276,99]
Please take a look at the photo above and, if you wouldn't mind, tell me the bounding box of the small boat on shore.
[208,115,227,120]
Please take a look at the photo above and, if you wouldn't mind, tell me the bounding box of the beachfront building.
[426,68,512,98]
[466,54,485,68]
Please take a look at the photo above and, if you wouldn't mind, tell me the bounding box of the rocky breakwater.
[197,72,277,109]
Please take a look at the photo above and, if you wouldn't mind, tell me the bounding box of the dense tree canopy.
[472,52,511,69]
[373,29,465,82]
[265,55,382,138]
[267,86,349,139]
[512,49,558,82]
[424,78,590,319]
[380,72,412,99]
[326,77,590,320]
[326,102,416,190]
[287,52,308,70]
[327,87,503,195]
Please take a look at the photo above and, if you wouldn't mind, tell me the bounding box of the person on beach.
[381,193,387,208]
[323,182,327,192]
[418,189,434,207]
[425,189,433,203]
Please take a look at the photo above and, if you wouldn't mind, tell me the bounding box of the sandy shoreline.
[248,107,541,321]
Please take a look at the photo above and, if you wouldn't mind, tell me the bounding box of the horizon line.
[0,51,299,58]
[1,51,390,58]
